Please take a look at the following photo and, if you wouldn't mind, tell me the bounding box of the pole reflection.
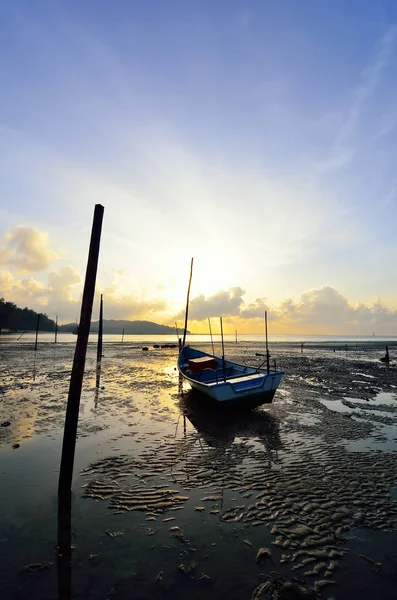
[94,360,102,409]
[57,491,72,600]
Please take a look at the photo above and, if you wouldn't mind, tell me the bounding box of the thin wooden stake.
[265,310,270,374]
[182,258,193,348]
[97,294,103,361]
[58,204,104,495]
[208,317,215,356]
[121,328,124,343]
[220,317,226,382]
[235,329,237,344]
[34,314,40,351]
[55,315,58,344]
[175,321,180,346]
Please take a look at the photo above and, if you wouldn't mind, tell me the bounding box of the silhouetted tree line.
[0,298,55,331]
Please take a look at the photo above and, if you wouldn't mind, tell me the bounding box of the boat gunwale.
[178,347,284,389]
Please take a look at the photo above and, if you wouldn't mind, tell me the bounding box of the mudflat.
[1,339,396,599]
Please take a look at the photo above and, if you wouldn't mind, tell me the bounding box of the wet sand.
[1,339,397,599]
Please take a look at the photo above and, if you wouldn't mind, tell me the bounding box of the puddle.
[320,398,354,414]
[344,427,397,452]
[345,392,397,407]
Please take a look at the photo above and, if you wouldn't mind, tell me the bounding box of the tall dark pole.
[58,204,104,495]
[97,294,103,362]
[55,315,58,344]
[182,258,193,348]
[265,310,270,374]
[121,328,124,343]
[34,314,40,351]
[220,317,226,382]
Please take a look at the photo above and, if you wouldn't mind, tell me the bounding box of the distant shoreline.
[1,331,397,345]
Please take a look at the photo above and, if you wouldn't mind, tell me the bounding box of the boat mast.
[208,317,215,356]
[182,258,194,348]
[265,310,270,374]
[220,317,226,382]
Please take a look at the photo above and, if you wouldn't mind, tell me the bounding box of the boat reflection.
[179,389,282,455]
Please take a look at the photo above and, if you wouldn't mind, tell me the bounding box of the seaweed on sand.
[252,572,319,600]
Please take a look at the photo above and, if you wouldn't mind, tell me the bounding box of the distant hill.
[58,319,189,335]
[0,298,55,332]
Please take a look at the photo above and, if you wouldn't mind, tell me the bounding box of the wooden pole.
[182,257,193,348]
[175,321,180,346]
[265,310,270,374]
[55,315,58,344]
[121,328,124,343]
[34,314,40,351]
[220,317,226,382]
[208,317,215,356]
[97,294,103,361]
[235,329,237,344]
[58,204,104,495]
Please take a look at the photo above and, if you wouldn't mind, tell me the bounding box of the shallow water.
[1,340,397,599]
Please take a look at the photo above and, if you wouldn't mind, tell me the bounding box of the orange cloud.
[0,226,58,273]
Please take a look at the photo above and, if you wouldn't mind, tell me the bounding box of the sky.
[1,0,397,334]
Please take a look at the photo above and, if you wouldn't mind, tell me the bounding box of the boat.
[178,345,284,408]
[177,257,284,408]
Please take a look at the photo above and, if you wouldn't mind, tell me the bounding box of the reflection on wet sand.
[180,389,281,453]
[57,491,72,600]
[94,360,102,409]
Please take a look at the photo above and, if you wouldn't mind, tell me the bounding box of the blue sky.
[1,1,397,332]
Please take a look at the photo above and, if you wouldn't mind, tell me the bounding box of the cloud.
[176,285,397,334]
[176,287,245,321]
[336,25,397,147]
[2,262,397,333]
[95,283,167,321]
[313,25,397,174]
[240,297,269,319]
[0,269,47,306]
[0,226,58,273]
[267,286,397,334]
[46,266,82,317]
[0,266,169,323]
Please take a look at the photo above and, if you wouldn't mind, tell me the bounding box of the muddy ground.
[1,339,397,600]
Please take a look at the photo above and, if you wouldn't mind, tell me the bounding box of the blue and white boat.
[178,346,284,408]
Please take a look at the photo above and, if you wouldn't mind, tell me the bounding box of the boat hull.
[188,379,277,408]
